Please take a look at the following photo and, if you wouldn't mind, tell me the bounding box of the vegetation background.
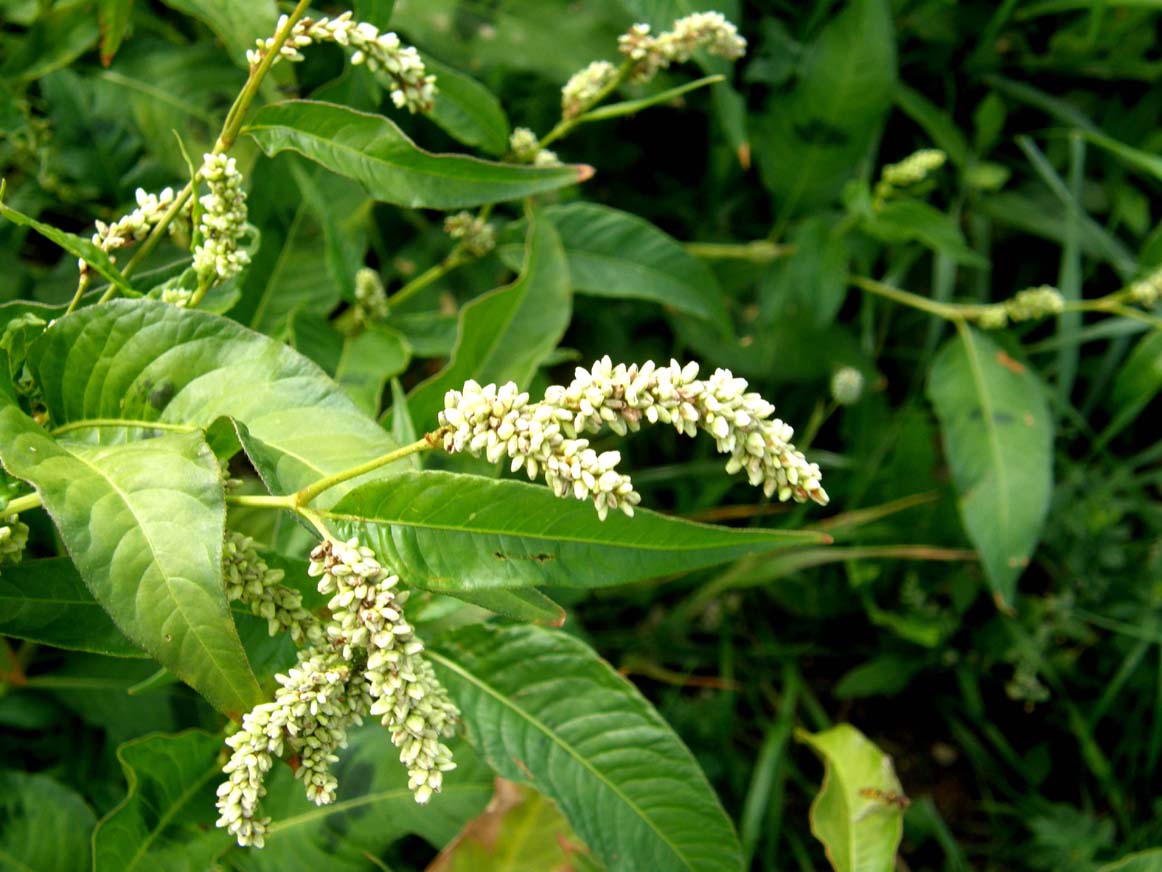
[2,0,1162,870]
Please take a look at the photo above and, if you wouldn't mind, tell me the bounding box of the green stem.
[226,494,296,510]
[538,60,634,151]
[50,418,197,437]
[5,493,42,515]
[293,431,448,507]
[100,0,313,300]
[685,241,795,264]
[386,253,465,309]
[850,275,971,321]
[64,273,91,316]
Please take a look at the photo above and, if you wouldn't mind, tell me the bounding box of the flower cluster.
[309,539,459,804]
[440,357,829,518]
[216,537,459,849]
[874,148,946,207]
[248,12,436,113]
[976,285,1066,329]
[508,127,559,167]
[0,514,29,568]
[82,186,176,275]
[562,60,617,119]
[1129,268,1162,307]
[444,211,496,258]
[618,12,746,83]
[215,645,371,847]
[223,531,322,645]
[193,153,250,286]
[353,267,389,327]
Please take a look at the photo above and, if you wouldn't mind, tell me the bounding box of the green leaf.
[430,780,600,872]
[863,201,987,267]
[0,407,262,716]
[157,0,279,69]
[581,74,726,123]
[1099,850,1162,872]
[422,54,511,156]
[754,0,897,215]
[0,772,96,872]
[1103,331,1162,447]
[327,470,821,592]
[0,192,136,298]
[334,325,411,417]
[446,587,567,626]
[0,557,145,657]
[893,85,969,168]
[498,203,729,330]
[430,624,744,872]
[27,299,400,502]
[927,328,1053,609]
[0,5,98,80]
[407,210,571,429]
[797,724,905,872]
[93,730,231,871]
[246,101,591,208]
[355,0,396,31]
[98,0,134,66]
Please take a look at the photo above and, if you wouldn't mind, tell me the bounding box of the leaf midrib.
[428,648,693,871]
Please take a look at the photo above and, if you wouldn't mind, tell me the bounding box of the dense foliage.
[1,1,1161,870]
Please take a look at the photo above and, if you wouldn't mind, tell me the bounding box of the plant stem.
[685,240,795,263]
[293,430,448,507]
[850,275,971,321]
[99,0,313,301]
[387,252,465,309]
[5,493,42,515]
[64,273,91,316]
[538,60,635,151]
[226,494,296,509]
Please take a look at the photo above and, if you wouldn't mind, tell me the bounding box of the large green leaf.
[430,624,744,872]
[927,328,1053,608]
[0,557,144,657]
[328,470,821,593]
[93,730,231,871]
[157,0,279,69]
[754,0,896,215]
[0,406,262,716]
[498,203,729,330]
[1103,331,1162,447]
[422,54,511,156]
[246,101,590,209]
[0,772,96,872]
[27,299,400,501]
[1100,850,1162,872]
[798,724,905,872]
[407,211,571,430]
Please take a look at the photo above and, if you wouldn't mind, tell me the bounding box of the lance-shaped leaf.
[93,730,231,871]
[798,724,906,872]
[0,558,144,657]
[327,470,822,592]
[27,299,400,501]
[430,624,744,872]
[0,405,262,716]
[421,54,511,156]
[497,203,729,330]
[246,101,590,209]
[407,211,571,430]
[926,328,1052,609]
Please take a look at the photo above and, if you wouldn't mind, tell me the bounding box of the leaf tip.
[737,142,752,170]
[992,591,1015,615]
[576,164,596,183]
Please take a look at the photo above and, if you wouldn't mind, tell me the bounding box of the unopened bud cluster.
[248,12,436,113]
[618,11,746,83]
[977,285,1066,329]
[309,539,459,804]
[509,127,560,167]
[1129,268,1162,307]
[875,148,946,207]
[353,267,389,327]
[0,514,29,567]
[223,531,322,645]
[216,645,371,847]
[82,187,176,274]
[215,537,459,849]
[562,61,617,119]
[444,212,496,258]
[440,357,829,517]
[830,367,865,406]
[193,153,250,286]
